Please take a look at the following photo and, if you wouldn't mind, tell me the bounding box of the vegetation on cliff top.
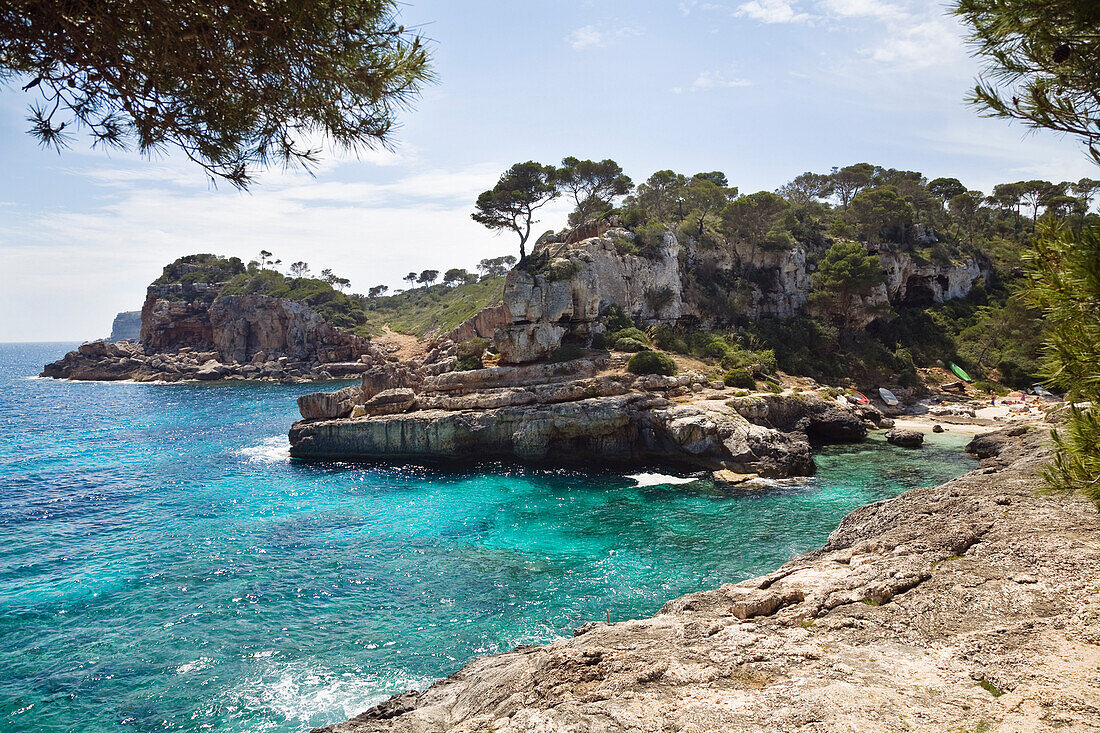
[151,253,506,340]
[356,277,505,338]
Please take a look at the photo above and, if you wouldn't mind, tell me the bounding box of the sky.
[1,0,1096,342]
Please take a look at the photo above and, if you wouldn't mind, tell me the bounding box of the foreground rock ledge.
[314,430,1100,733]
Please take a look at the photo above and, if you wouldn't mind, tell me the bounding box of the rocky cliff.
[107,311,141,342]
[490,229,989,363]
[314,428,1100,733]
[43,283,380,382]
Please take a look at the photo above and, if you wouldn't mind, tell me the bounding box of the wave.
[627,472,699,487]
[238,436,290,464]
[224,659,434,729]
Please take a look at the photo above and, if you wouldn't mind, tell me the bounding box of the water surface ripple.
[0,343,975,732]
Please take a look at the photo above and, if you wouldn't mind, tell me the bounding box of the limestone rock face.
[208,294,367,364]
[45,282,377,381]
[494,323,566,364]
[108,311,141,342]
[440,302,510,344]
[878,249,986,306]
[363,388,417,416]
[493,232,683,356]
[298,385,363,420]
[726,394,870,443]
[484,229,988,353]
[290,393,812,476]
[140,284,219,352]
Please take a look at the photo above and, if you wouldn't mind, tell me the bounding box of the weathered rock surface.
[108,310,141,342]
[494,323,567,365]
[886,427,925,448]
[482,229,989,359]
[298,385,363,420]
[290,390,814,475]
[726,393,872,443]
[313,431,1100,733]
[967,425,1030,459]
[43,283,379,382]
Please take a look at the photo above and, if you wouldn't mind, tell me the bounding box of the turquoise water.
[0,342,975,732]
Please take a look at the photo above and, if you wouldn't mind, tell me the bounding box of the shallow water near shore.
[0,343,976,733]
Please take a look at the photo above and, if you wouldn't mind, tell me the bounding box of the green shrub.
[590,331,608,349]
[547,258,582,282]
[549,344,585,363]
[973,379,1010,396]
[602,305,634,332]
[614,337,648,353]
[723,369,756,388]
[766,382,783,394]
[721,346,778,374]
[455,337,488,370]
[612,237,638,256]
[702,339,732,360]
[634,222,670,258]
[649,324,687,353]
[609,327,649,345]
[627,350,677,376]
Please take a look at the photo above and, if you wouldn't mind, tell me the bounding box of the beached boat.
[948,362,972,382]
[878,387,899,406]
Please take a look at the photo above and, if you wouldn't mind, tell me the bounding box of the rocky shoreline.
[314,428,1100,732]
[289,354,886,477]
[41,337,383,383]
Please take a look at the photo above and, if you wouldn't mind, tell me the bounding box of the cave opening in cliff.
[245,323,260,361]
[902,276,936,307]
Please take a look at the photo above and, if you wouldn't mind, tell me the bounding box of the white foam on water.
[225,659,434,728]
[628,472,698,487]
[176,656,216,675]
[238,436,290,464]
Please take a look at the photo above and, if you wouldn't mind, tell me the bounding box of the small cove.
[0,343,976,733]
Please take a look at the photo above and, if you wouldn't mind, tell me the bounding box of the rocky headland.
[42,266,385,383]
[314,427,1100,732]
[288,225,983,473]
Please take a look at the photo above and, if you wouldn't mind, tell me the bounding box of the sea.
[0,342,976,732]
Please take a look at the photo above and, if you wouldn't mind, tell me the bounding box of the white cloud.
[735,0,810,24]
[811,0,968,74]
[862,15,967,72]
[566,24,642,50]
[568,25,604,49]
[686,69,753,92]
[0,159,569,341]
[817,0,903,20]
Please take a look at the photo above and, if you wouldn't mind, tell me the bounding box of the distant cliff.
[42,256,382,382]
[107,311,141,342]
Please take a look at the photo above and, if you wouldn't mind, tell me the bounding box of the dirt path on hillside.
[371,327,428,361]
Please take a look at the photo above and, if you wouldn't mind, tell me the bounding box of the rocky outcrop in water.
[288,352,876,476]
[313,429,1100,733]
[43,283,379,382]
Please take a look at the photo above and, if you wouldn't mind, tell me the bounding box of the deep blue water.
[0,342,976,732]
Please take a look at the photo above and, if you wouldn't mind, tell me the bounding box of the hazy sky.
[1,0,1095,341]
